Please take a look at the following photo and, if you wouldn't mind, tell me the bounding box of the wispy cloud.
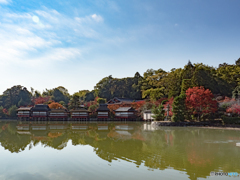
[0,0,10,4]
[91,14,103,22]
[75,14,104,23]
[0,7,105,69]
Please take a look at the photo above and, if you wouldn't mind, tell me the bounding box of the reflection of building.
[143,123,155,131]
[17,124,30,131]
[31,104,51,120]
[49,124,67,130]
[70,107,89,120]
[17,107,32,120]
[143,110,154,121]
[96,104,110,119]
[71,124,88,130]
[115,124,133,130]
[114,107,136,119]
[31,124,47,131]
[16,124,31,134]
[98,124,108,130]
[49,109,68,120]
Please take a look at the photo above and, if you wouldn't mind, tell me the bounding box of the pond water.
[0,120,239,180]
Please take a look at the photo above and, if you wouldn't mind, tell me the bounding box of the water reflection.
[0,121,240,180]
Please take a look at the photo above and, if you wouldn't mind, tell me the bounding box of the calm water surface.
[0,120,239,180]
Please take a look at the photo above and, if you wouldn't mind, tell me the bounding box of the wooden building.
[114,107,136,119]
[143,110,154,121]
[17,107,32,120]
[31,104,51,120]
[49,109,68,121]
[70,107,89,120]
[96,104,110,119]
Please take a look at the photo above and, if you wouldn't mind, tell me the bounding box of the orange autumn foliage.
[48,102,64,109]
[48,132,63,138]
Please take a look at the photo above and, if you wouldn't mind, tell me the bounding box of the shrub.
[222,116,240,124]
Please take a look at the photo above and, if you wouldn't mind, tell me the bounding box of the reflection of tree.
[0,122,31,153]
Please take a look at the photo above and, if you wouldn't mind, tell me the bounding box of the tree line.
[0,59,239,119]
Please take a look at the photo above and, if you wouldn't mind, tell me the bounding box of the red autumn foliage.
[108,103,131,113]
[226,104,240,114]
[33,96,51,105]
[83,97,99,108]
[2,124,9,130]
[163,97,174,116]
[154,97,168,106]
[131,100,145,110]
[3,108,8,115]
[185,86,217,115]
[48,102,64,109]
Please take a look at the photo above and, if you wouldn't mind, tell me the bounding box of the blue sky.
[0,0,240,94]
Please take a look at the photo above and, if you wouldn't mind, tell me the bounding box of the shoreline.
[151,121,240,130]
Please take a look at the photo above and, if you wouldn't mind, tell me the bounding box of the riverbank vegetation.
[0,59,239,121]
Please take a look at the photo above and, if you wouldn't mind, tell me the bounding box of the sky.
[0,0,240,94]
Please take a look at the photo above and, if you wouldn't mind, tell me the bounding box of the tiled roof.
[96,104,110,112]
[32,104,50,111]
[70,107,89,112]
[50,109,68,112]
[17,107,32,111]
[114,107,136,112]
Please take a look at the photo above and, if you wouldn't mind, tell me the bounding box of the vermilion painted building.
[17,107,32,120]
[114,107,136,119]
[31,104,51,120]
[49,109,68,120]
[70,107,89,120]
[96,104,110,119]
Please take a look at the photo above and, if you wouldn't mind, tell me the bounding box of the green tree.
[142,88,164,100]
[171,94,186,122]
[69,94,80,109]
[232,86,240,100]
[52,88,69,104]
[85,91,95,102]
[59,101,66,107]
[181,79,191,94]
[97,98,106,104]
[151,103,165,121]
[95,73,143,100]
[0,106,4,118]
[8,105,18,117]
[1,86,32,108]
[236,58,240,66]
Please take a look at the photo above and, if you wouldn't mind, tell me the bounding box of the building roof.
[70,107,89,112]
[17,107,32,111]
[96,104,110,112]
[31,104,51,111]
[50,109,68,113]
[114,107,136,112]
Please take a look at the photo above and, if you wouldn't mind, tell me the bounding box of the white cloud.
[5,12,32,19]
[0,0,10,4]
[91,14,103,22]
[0,7,130,94]
[0,7,104,68]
